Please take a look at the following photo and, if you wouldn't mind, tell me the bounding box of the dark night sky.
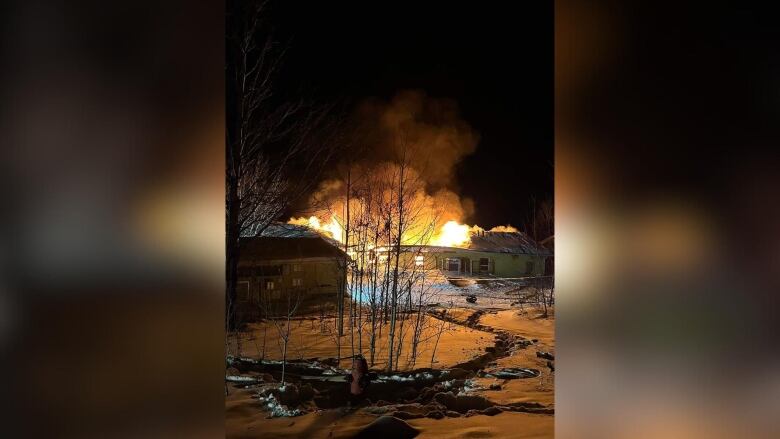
[243,1,552,228]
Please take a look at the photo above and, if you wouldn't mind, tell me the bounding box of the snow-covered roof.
[467,231,551,256]
[240,222,347,261]
[396,231,550,256]
[241,222,321,238]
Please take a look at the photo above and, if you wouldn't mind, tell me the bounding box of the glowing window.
[292,278,303,287]
[265,281,275,290]
[415,255,424,266]
[292,264,302,272]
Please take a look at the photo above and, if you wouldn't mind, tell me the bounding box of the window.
[237,281,250,301]
[292,278,303,287]
[415,255,424,267]
[265,281,275,291]
[292,263,302,272]
[260,265,282,276]
[479,258,490,273]
[446,258,460,272]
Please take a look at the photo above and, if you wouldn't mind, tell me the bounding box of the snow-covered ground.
[348,270,536,310]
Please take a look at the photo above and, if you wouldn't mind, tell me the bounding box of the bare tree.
[259,282,305,386]
[226,2,336,331]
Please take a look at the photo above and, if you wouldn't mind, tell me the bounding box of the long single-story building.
[391,230,551,278]
[236,223,347,321]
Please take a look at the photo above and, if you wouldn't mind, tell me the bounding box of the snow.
[377,371,436,383]
[254,393,301,418]
[461,379,483,393]
[225,375,259,383]
[347,271,534,309]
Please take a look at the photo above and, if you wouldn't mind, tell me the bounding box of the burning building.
[383,228,551,279]
[288,214,551,279]
[282,91,551,281]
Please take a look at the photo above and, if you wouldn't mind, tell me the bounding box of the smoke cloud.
[302,90,480,227]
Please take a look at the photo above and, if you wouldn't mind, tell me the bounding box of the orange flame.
[289,215,344,243]
[289,216,521,249]
[432,220,471,247]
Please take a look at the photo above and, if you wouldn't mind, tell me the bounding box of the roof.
[467,231,551,256]
[240,223,347,261]
[242,222,320,238]
[395,231,550,256]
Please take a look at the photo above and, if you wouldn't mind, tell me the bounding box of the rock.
[298,383,315,401]
[536,351,555,361]
[355,416,419,439]
[391,411,423,420]
[261,373,275,382]
[433,392,457,409]
[416,387,435,402]
[396,386,418,401]
[482,406,502,416]
[489,383,502,391]
[226,367,240,376]
[276,384,300,406]
[485,346,496,353]
[445,410,461,418]
[531,339,539,343]
[426,410,445,419]
[464,409,480,417]
[422,402,443,412]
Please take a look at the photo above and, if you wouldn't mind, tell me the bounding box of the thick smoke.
[359,90,480,189]
[303,90,480,229]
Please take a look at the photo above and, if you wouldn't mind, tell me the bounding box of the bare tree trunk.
[226,172,241,331]
[430,310,447,368]
[387,159,405,372]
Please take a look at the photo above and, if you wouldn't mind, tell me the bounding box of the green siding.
[398,250,546,277]
[238,259,343,303]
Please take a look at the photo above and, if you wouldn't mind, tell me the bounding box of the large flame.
[289,215,344,243]
[432,220,471,247]
[289,215,520,250]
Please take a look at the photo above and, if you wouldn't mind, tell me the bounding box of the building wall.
[236,258,343,306]
[396,249,546,277]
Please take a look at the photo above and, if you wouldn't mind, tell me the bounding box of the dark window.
[479,258,490,273]
[446,258,460,272]
[237,282,250,301]
[526,260,534,274]
[260,265,283,276]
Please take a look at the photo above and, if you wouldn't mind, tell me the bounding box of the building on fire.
[389,230,552,278]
